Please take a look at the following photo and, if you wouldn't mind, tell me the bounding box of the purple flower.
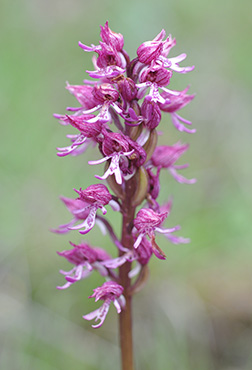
[151,142,196,184]
[89,130,146,184]
[159,200,190,245]
[135,236,153,264]
[57,242,112,289]
[137,29,194,74]
[51,196,90,234]
[66,83,98,111]
[137,29,170,65]
[100,21,124,51]
[146,167,161,201]
[117,76,137,103]
[93,83,119,103]
[83,281,125,328]
[84,83,124,124]
[139,64,172,86]
[159,88,196,133]
[141,97,162,129]
[133,208,181,258]
[79,22,127,77]
[55,115,103,157]
[52,184,113,235]
[53,24,196,327]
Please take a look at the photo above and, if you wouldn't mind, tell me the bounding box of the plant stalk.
[119,178,136,370]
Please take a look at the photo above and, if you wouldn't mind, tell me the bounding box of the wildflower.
[141,97,162,129]
[137,29,194,73]
[55,115,103,157]
[100,21,124,51]
[79,22,127,78]
[57,242,112,289]
[159,88,196,133]
[139,64,172,86]
[151,142,196,184]
[133,208,180,257]
[146,166,161,203]
[53,23,196,340]
[83,281,125,328]
[137,29,170,65]
[66,83,98,111]
[52,184,114,235]
[89,130,146,184]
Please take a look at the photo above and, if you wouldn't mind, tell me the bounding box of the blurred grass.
[1,0,252,369]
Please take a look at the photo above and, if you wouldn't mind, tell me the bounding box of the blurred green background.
[1,0,252,369]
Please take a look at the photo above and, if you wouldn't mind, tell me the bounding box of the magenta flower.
[51,196,90,234]
[79,22,127,78]
[89,130,146,184]
[137,29,172,65]
[52,184,114,235]
[53,23,196,345]
[100,21,124,51]
[151,142,196,184]
[69,184,112,234]
[145,168,163,213]
[139,64,173,86]
[159,88,196,133]
[83,281,125,328]
[82,83,124,124]
[128,235,168,278]
[55,115,102,157]
[137,29,194,72]
[141,97,162,129]
[66,83,98,111]
[57,242,112,289]
[133,208,181,257]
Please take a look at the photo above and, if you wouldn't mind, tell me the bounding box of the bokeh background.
[1,0,252,369]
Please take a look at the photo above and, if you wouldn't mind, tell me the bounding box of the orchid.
[151,142,197,184]
[57,241,113,290]
[83,281,125,328]
[53,23,195,369]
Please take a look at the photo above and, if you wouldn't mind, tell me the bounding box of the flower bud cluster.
[53,22,195,328]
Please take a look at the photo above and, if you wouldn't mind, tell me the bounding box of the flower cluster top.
[54,22,195,328]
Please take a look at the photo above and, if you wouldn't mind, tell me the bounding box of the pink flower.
[159,88,196,133]
[100,21,124,51]
[55,115,102,157]
[52,184,114,235]
[66,83,98,111]
[57,242,112,289]
[89,131,146,184]
[53,23,196,326]
[139,64,172,86]
[83,83,124,124]
[78,22,127,77]
[83,281,125,328]
[133,208,180,258]
[141,97,162,129]
[151,142,196,184]
[137,29,169,65]
[137,29,194,74]
[146,167,161,201]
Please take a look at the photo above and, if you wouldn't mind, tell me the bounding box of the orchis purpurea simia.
[53,22,195,370]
